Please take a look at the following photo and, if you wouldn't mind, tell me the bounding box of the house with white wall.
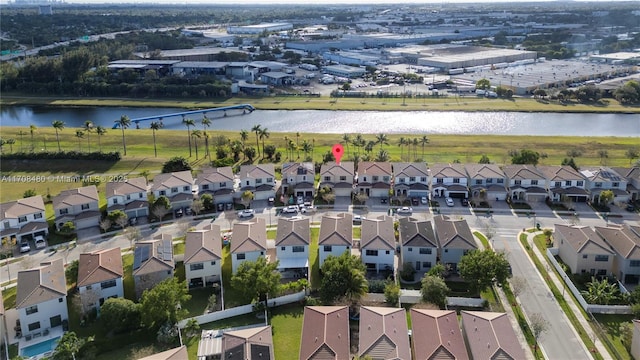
[318,213,353,267]
[503,165,547,203]
[151,171,194,211]
[319,162,355,198]
[275,217,310,279]
[231,217,267,274]
[0,195,48,243]
[281,162,315,200]
[356,162,392,198]
[184,224,222,288]
[77,247,124,310]
[611,167,640,202]
[239,164,276,201]
[555,224,614,276]
[465,164,507,201]
[399,217,437,273]
[595,225,640,284]
[196,167,235,206]
[580,167,630,204]
[53,186,101,230]
[392,162,429,198]
[106,177,149,219]
[537,165,589,203]
[434,215,477,271]
[360,215,395,273]
[430,163,469,199]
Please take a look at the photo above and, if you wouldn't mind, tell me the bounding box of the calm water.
[0,106,638,136]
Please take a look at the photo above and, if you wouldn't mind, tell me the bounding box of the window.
[81,204,90,210]
[59,298,63,303]
[565,180,571,186]
[256,179,263,184]
[597,269,607,276]
[555,182,562,188]
[139,193,144,198]
[385,250,390,254]
[531,180,538,185]
[365,250,378,256]
[202,184,210,190]
[34,213,43,219]
[126,194,131,200]
[409,177,416,182]
[577,180,583,186]
[419,248,432,255]
[514,180,521,185]
[26,305,38,315]
[399,178,405,183]
[423,262,432,268]
[220,182,227,187]
[420,177,427,182]
[436,178,443,184]
[28,322,41,332]
[210,261,216,266]
[59,208,68,215]
[171,187,178,193]
[86,285,92,290]
[595,182,602,188]
[612,182,619,187]
[339,176,346,181]
[372,176,379,182]
[630,260,640,267]
[583,254,588,259]
[183,186,190,192]
[486,178,493,184]
[383,176,390,182]
[595,255,609,262]
[112,198,118,204]
[18,216,27,223]
[280,246,285,251]
[497,178,504,184]
[475,180,483,185]
[267,178,273,183]
[190,263,204,271]
[101,279,117,289]
[444,249,448,253]
[293,246,305,253]
[236,253,245,260]
[324,176,331,182]
[453,178,460,184]
[302,176,306,181]
[324,246,331,252]
[408,248,413,252]
[50,315,62,328]
[159,190,166,196]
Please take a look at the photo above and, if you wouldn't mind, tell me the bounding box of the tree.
[184,318,201,338]
[23,189,37,198]
[231,257,281,304]
[476,78,490,90]
[60,221,76,234]
[99,218,112,233]
[342,134,351,159]
[201,193,214,211]
[29,124,37,152]
[533,88,547,99]
[240,129,249,150]
[319,252,368,304]
[53,331,91,360]
[95,126,107,152]
[259,128,270,158]
[458,249,511,294]
[263,144,277,160]
[124,226,142,248]
[65,260,79,287]
[561,157,578,171]
[478,154,491,164]
[116,115,131,156]
[191,199,203,216]
[191,129,202,159]
[244,146,257,162]
[375,149,390,162]
[201,116,211,159]
[529,313,550,356]
[510,276,527,298]
[384,282,400,306]
[419,135,429,160]
[162,156,192,173]
[241,190,254,209]
[183,117,196,157]
[375,133,388,151]
[420,275,449,308]
[598,150,609,165]
[599,189,614,206]
[52,120,65,152]
[510,149,540,165]
[100,297,141,333]
[251,124,262,158]
[301,140,313,160]
[626,148,639,165]
[75,130,84,151]
[140,277,191,329]
[83,121,94,152]
[150,121,162,158]
[108,210,128,229]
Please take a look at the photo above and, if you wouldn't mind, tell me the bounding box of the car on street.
[34,236,47,250]
[19,239,30,253]
[446,198,455,207]
[421,196,428,205]
[353,215,365,224]
[282,205,299,214]
[397,207,413,215]
[627,203,636,212]
[461,198,469,206]
[301,206,316,214]
[237,209,255,218]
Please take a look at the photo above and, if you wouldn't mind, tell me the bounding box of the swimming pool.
[21,336,60,358]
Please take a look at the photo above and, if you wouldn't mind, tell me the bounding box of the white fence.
[178,290,306,328]
[546,248,632,315]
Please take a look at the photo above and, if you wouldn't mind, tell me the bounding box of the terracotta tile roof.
[358,162,392,177]
[392,162,429,177]
[105,177,147,197]
[197,166,234,184]
[275,217,310,247]
[222,325,274,360]
[555,224,613,254]
[318,213,353,246]
[16,258,66,309]
[231,217,267,253]
[53,186,99,208]
[361,215,395,250]
[410,309,469,360]
[77,247,123,287]
[430,163,467,179]
[239,164,275,179]
[0,195,45,220]
[358,306,411,360]
[434,215,477,250]
[399,217,437,248]
[184,224,222,264]
[151,171,194,191]
[320,162,355,177]
[461,311,525,360]
[299,306,350,360]
[137,345,188,360]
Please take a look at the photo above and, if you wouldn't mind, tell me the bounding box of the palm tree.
[296,132,301,155]
[202,116,211,158]
[598,150,609,165]
[29,124,37,152]
[352,134,365,157]
[420,135,429,160]
[150,121,162,157]
[311,138,315,160]
[342,133,351,159]
[83,121,94,152]
[412,138,419,160]
[301,139,312,159]
[5,138,15,153]
[375,149,390,162]
[397,137,405,162]
[375,133,388,151]
[75,130,84,151]
[52,120,65,152]
[259,128,270,158]
[17,130,27,152]
[191,129,202,160]
[95,126,107,152]
[183,118,196,157]
[251,124,262,158]
[287,140,297,161]
[116,115,131,155]
[240,129,249,148]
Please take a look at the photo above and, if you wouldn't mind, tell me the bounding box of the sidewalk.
[525,231,612,360]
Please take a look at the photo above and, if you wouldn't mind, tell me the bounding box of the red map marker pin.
[332,144,344,165]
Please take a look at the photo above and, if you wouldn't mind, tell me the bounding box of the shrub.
[367,279,387,293]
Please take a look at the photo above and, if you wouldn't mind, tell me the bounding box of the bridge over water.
[111,104,255,129]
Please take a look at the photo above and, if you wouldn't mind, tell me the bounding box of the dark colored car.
[380,198,388,204]
[627,203,636,212]
[461,198,469,206]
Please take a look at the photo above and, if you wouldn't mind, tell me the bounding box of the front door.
[415,261,421,271]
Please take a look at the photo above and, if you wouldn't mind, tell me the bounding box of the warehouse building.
[227,23,293,34]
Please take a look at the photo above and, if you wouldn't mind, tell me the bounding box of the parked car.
[411,198,419,206]
[237,209,255,218]
[461,198,469,206]
[175,208,183,217]
[184,207,193,216]
[34,236,46,250]
[19,239,30,253]
[353,215,365,224]
[282,205,299,214]
[627,203,636,212]
[421,196,428,205]
[301,206,316,214]
[446,198,455,207]
[380,198,388,204]
[397,207,413,215]
[297,196,304,205]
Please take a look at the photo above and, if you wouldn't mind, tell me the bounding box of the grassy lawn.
[1,286,17,309]
[353,227,361,239]
[593,314,634,360]
[183,287,215,318]
[309,228,319,290]
[122,253,135,301]
[270,304,305,360]
[220,245,248,309]
[173,242,185,255]
[502,283,544,360]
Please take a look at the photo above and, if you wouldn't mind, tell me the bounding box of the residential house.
[360,215,395,273]
[356,162,393,198]
[184,224,222,288]
[221,325,275,360]
[503,165,547,203]
[151,171,194,211]
[410,309,469,360]
[555,224,614,276]
[430,163,469,199]
[77,247,124,310]
[137,345,188,360]
[16,259,68,348]
[580,167,630,204]
[595,225,640,284]
[0,195,48,243]
[358,306,411,360]
[318,213,353,267]
[399,217,437,273]
[610,167,639,202]
[299,306,350,360]
[53,186,101,230]
[196,166,235,206]
[239,164,276,201]
[464,164,507,201]
[275,217,310,279]
[434,215,477,271]
[319,162,355,198]
[133,236,175,299]
[231,217,267,274]
[392,162,430,199]
[461,311,526,360]
[537,165,589,203]
[281,162,315,200]
[105,177,149,219]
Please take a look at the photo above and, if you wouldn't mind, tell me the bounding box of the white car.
[300,206,316,214]
[19,239,30,253]
[446,198,455,207]
[34,236,47,250]
[281,206,299,214]
[237,209,255,218]
[421,196,428,205]
[353,215,365,224]
[397,207,413,215]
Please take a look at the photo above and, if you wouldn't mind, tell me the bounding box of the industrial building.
[323,65,367,78]
[415,46,538,71]
[134,47,248,62]
[227,23,293,35]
